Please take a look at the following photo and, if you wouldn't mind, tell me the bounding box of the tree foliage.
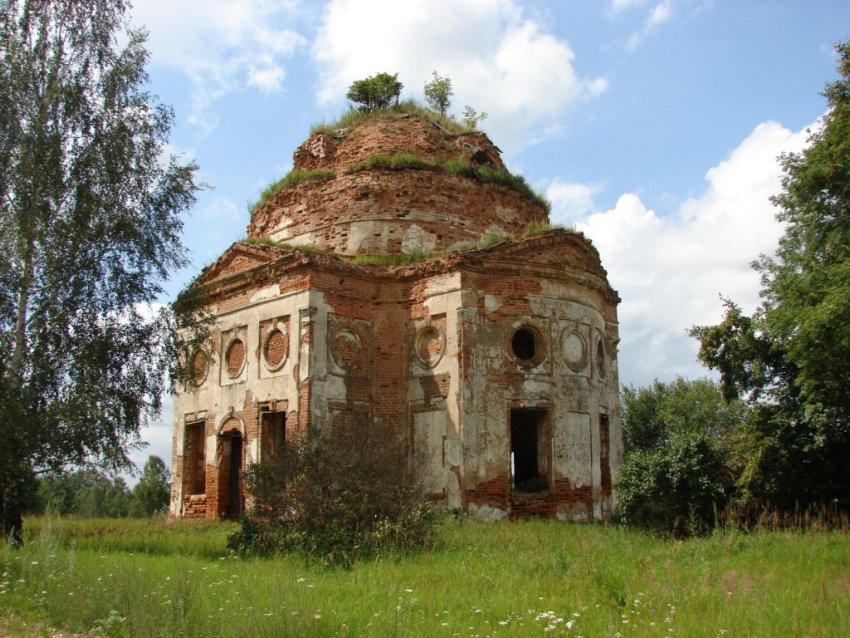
[461,105,488,130]
[423,70,452,116]
[0,0,200,543]
[38,469,131,518]
[690,41,850,511]
[129,455,170,517]
[33,455,169,518]
[617,378,746,535]
[346,72,403,112]
[228,425,437,568]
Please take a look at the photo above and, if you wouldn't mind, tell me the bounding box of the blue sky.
[125,0,850,471]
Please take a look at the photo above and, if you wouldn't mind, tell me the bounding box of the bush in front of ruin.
[228,425,438,567]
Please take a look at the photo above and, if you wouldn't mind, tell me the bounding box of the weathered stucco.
[171,114,622,521]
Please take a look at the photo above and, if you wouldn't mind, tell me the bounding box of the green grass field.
[1,517,847,637]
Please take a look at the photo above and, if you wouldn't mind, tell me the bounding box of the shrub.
[228,425,438,567]
[617,378,746,536]
[462,105,487,130]
[617,433,730,536]
[346,72,403,112]
[424,71,452,115]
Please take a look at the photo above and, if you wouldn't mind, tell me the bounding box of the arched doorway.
[217,417,244,520]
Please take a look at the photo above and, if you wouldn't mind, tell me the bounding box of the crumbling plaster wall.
[170,286,310,518]
[459,269,621,521]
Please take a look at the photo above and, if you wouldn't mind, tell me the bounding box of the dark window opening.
[600,414,612,496]
[512,328,536,361]
[260,410,286,463]
[220,434,243,520]
[471,150,495,167]
[511,408,548,492]
[184,420,206,495]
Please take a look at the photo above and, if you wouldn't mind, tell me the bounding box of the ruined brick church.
[170,112,622,521]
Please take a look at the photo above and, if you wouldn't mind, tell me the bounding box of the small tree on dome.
[346,72,403,112]
[424,71,452,115]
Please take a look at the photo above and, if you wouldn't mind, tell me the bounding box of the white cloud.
[627,0,674,51]
[201,197,243,223]
[574,120,809,386]
[609,0,649,15]
[547,180,600,222]
[128,399,174,486]
[312,0,606,153]
[647,0,673,27]
[132,0,305,135]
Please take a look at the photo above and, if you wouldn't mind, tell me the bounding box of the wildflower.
[313,613,322,620]
[405,588,414,593]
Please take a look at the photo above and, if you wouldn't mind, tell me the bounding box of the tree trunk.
[2,482,23,547]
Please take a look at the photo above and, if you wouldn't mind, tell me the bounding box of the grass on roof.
[346,152,551,213]
[310,99,473,136]
[248,169,334,216]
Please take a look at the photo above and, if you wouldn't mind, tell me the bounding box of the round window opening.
[225,338,246,377]
[511,328,537,361]
[190,349,209,386]
[415,325,445,368]
[263,328,288,369]
[596,339,606,379]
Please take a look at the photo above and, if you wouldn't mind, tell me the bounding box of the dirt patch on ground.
[0,615,98,638]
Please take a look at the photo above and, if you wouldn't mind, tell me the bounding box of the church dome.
[247,113,549,256]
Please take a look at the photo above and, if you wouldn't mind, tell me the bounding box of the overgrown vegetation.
[227,426,437,568]
[521,220,568,237]
[689,41,850,514]
[346,72,403,112]
[351,250,437,266]
[3,517,848,637]
[461,105,488,129]
[345,152,551,212]
[33,456,172,519]
[617,378,747,536]
[423,70,452,115]
[310,99,479,137]
[248,169,334,216]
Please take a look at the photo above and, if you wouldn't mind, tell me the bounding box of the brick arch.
[217,415,244,437]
